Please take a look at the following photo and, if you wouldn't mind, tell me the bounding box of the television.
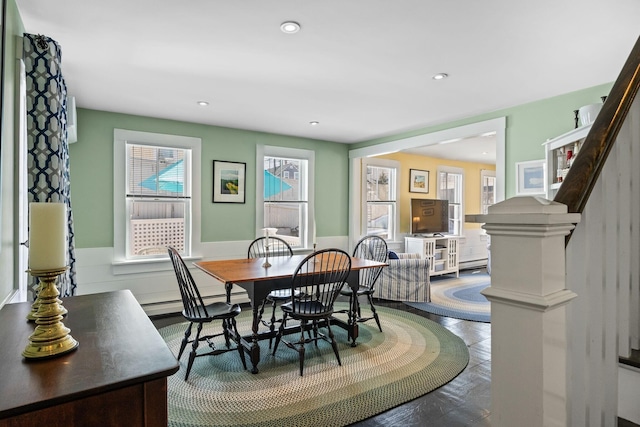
[410,198,449,235]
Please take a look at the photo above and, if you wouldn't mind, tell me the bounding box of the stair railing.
[555,36,640,224]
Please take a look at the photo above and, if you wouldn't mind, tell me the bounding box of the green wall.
[354,83,613,197]
[69,110,349,248]
[69,85,614,249]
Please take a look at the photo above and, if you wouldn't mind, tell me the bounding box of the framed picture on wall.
[515,159,545,195]
[212,160,246,203]
[409,169,429,193]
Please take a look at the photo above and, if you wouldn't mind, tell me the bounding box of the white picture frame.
[515,159,545,195]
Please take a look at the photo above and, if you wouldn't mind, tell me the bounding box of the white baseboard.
[460,259,488,270]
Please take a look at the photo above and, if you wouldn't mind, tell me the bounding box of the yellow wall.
[376,152,495,233]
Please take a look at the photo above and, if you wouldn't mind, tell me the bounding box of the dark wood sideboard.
[0,290,179,427]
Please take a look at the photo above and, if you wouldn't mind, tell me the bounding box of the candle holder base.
[23,267,78,359]
[262,260,272,268]
[27,269,68,321]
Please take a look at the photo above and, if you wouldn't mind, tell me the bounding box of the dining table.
[194,253,387,374]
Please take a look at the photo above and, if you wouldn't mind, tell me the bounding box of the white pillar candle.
[29,202,67,270]
[263,228,270,246]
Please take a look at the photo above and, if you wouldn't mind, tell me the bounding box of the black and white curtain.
[23,33,77,297]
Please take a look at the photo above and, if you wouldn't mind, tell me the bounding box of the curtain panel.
[24,33,77,297]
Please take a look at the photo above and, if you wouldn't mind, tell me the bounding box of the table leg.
[248,302,261,374]
[347,270,359,347]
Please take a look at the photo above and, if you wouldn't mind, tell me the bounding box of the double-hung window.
[363,159,398,240]
[114,129,201,269]
[257,146,314,249]
[437,166,464,235]
[480,170,496,215]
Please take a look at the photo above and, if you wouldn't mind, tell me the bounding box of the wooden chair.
[340,235,387,341]
[248,236,294,348]
[272,248,352,376]
[168,247,247,381]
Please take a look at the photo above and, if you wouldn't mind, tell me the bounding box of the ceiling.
[14,0,640,165]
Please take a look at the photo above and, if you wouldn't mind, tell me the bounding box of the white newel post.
[477,196,581,427]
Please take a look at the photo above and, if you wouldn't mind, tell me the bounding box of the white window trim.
[256,145,315,249]
[113,129,202,274]
[361,158,400,242]
[437,165,465,236]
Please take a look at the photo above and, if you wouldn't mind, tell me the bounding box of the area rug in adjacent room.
[405,269,491,322]
[158,304,469,427]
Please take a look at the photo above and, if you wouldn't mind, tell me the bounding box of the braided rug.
[159,304,469,427]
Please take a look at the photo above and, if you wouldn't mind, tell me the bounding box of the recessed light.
[432,73,448,80]
[281,21,301,34]
[309,121,319,126]
[197,101,209,106]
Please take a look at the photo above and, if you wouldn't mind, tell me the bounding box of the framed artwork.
[212,160,246,203]
[409,169,429,193]
[516,159,545,195]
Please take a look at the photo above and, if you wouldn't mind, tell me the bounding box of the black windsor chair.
[272,248,352,376]
[168,247,247,381]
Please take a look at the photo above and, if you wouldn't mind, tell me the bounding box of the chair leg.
[185,323,203,381]
[230,317,247,370]
[326,320,342,367]
[221,317,233,348]
[368,294,383,332]
[178,322,193,360]
[268,300,278,349]
[298,320,307,376]
[272,313,287,355]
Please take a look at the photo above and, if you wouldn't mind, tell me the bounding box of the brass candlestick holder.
[262,245,271,268]
[22,267,79,359]
[26,273,67,321]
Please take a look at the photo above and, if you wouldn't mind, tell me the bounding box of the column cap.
[469,196,581,225]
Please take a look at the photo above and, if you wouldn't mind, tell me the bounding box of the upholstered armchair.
[374,253,430,302]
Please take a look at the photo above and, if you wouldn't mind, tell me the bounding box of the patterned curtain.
[23,34,77,297]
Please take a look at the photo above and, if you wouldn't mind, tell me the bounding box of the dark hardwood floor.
[151,295,639,426]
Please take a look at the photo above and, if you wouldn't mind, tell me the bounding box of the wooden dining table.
[194,253,387,374]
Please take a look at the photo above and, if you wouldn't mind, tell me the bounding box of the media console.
[405,235,459,278]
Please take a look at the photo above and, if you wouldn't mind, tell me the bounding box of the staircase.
[480,35,640,426]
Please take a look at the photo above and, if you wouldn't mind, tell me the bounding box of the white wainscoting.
[74,236,348,316]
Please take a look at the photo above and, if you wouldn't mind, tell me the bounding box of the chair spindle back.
[290,249,351,316]
[248,236,294,258]
[352,235,388,291]
[168,246,208,319]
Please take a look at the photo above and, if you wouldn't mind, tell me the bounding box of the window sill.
[112,254,202,275]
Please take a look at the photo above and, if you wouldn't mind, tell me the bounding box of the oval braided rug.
[159,304,469,427]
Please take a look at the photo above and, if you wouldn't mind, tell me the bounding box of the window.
[437,167,464,235]
[114,129,201,270]
[480,170,496,215]
[363,159,398,240]
[257,146,314,249]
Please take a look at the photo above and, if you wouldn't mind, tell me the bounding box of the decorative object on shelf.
[573,109,580,129]
[409,169,430,193]
[515,159,546,195]
[23,202,78,359]
[543,122,592,199]
[578,103,603,126]
[212,160,246,203]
